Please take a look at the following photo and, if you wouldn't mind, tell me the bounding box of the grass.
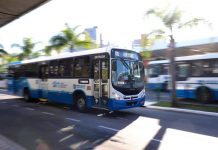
[153,101,218,113]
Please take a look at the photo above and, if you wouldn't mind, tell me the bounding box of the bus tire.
[196,87,212,103]
[75,94,88,113]
[23,88,31,102]
[162,82,168,92]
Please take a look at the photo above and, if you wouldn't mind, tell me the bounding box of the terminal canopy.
[0,0,50,28]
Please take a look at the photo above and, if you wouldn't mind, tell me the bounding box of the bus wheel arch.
[196,86,212,103]
[73,90,88,112]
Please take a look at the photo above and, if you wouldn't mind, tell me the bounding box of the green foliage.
[0,44,8,56]
[11,38,41,60]
[140,30,165,59]
[145,6,210,34]
[46,24,95,54]
[140,51,151,59]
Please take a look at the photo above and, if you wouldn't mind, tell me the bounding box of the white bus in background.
[146,59,170,91]
[147,52,218,103]
[174,52,218,103]
[7,47,145,112]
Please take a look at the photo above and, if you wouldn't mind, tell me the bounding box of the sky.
[0,0,217,53]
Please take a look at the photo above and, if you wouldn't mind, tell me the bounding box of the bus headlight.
[114,93,121,100]
[112,92,123,100]
[139,89,145,98]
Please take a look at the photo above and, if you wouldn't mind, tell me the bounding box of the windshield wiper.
[120,58,131,71]
[120,58,134,83]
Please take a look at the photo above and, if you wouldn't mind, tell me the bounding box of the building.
[85,26,97,42]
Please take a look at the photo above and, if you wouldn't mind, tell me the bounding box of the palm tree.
[49,24,95,53]
[0,44,8,56]
[11,38,40,60]
[145,6,210,106]
[140,29,165,59]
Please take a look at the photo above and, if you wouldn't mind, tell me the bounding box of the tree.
[48,24,95,53]
[11,38,40,60]
[145,6,210,106]
[0,44,8,56]
[140,29,165,59]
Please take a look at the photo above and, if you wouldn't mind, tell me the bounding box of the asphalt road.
[0,92,218,150]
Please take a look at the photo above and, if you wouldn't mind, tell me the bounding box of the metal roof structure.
[0,0,50,28]
[150,37,218,58]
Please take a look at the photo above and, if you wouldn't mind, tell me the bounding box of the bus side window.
[191,61,202,77]
[74,56,90,78]
[49,60,59,77]
[212,59,218,76]
[14,65,21,79]
[202,60,212,77]
[59,58,73,77]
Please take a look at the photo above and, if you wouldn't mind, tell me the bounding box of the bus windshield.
[112,59,144,89]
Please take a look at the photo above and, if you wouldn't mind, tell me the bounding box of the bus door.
[93,59,109,108]
[39,65,49,99]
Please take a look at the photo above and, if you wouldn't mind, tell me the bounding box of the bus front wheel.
[75,95,88,113]
[23,89,31,102]
[196,87,212,103]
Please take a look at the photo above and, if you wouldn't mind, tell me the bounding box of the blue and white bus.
[174,53,218,103]
[7,47,145,112]
[146,59,170,91]
[147,53,218,102]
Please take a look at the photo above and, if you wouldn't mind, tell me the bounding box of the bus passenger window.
[191,61,202,77]
[74,57,90,78]
[49,60,59,77]
[212,59,218,76]
[59,59,72,77]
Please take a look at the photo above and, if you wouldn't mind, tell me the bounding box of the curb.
[146,105,218,117]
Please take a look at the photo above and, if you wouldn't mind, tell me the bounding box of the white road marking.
[42,112,55,116]
[25,107,35,111]
[152,138,162,142]
[0,89,7,92]
[98,126,119,132]
[0,101,7,104]
[116,117,128,120]
[65,118,80,122]
[59,134,74,143]
[58,126,75,133]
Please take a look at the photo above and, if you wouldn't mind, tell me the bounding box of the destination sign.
[111,49,141,60]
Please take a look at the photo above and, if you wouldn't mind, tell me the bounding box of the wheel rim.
[77,98,85,109]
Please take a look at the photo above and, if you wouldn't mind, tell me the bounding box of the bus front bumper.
[107,97,145,111]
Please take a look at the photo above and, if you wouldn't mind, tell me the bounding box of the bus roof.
[148,52,218,65]
[9,46,137,65]
[22,47,109,64]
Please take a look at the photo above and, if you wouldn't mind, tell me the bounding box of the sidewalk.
[0,134,26,150]
[144,103,218,117]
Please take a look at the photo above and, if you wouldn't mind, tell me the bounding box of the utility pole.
[99,33,103,48]
[169,35,177,107]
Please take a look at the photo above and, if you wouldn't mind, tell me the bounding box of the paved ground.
[0,91,218,150]
[145,90,171,102]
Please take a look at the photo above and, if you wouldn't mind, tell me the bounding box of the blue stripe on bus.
[176,89,218,100]
[146,83,164,90]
